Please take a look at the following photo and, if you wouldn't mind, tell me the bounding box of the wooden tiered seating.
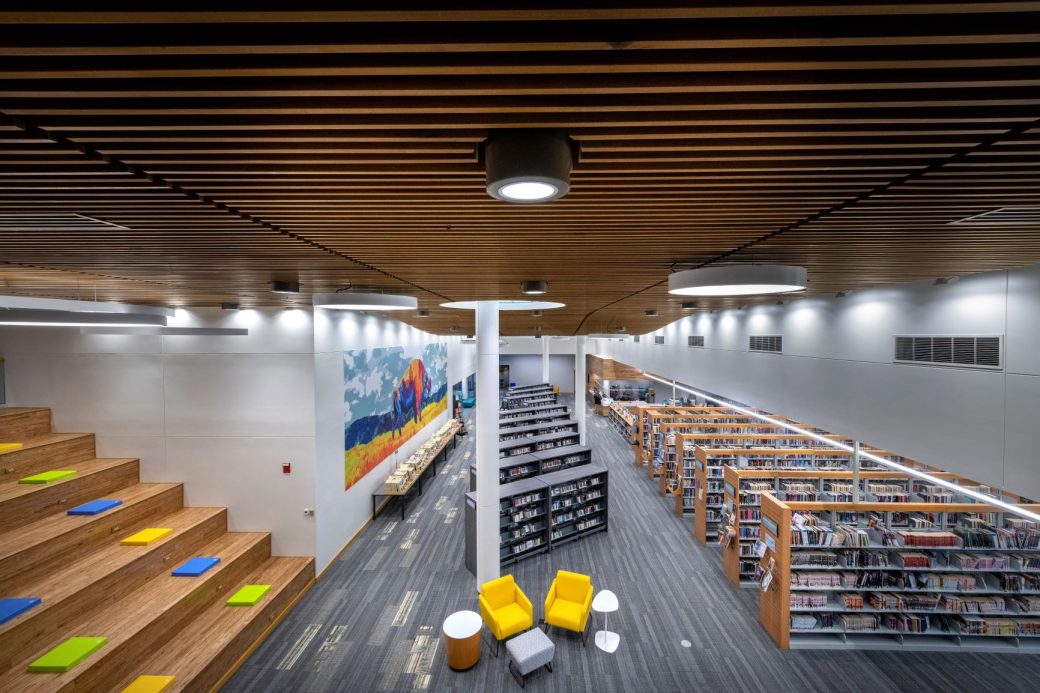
[0,406,315,692]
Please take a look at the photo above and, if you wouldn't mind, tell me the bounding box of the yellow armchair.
[479,575,533,656]
[544,570,593,646]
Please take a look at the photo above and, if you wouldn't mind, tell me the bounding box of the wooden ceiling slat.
[1,6,1039,334]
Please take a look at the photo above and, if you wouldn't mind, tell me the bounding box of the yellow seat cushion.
[494,602,532,639]
[546,598,585,632]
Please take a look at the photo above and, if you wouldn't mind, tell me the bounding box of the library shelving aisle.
[223,397,1040,692]
[758,493,1040,652]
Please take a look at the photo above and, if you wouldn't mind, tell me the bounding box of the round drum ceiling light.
[485,129,574,203]
[440,300,565,311]
[520,280,548,295]
[668,265,807,297]
[312,292,417,311]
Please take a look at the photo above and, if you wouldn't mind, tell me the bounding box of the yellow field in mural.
[344,398,447,490]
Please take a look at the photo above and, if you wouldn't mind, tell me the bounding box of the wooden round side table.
[443,610,482,671]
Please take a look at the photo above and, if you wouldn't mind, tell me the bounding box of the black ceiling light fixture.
[416,309,430,317]
[271,280,300,294]
[520,280,548,295]
[681,301,699,310]
[484,129,576,203]
[644,310,658,317]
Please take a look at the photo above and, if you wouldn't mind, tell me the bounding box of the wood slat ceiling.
[0,3,1039,335]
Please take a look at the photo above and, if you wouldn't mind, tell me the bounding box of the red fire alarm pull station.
[282,462,291,474]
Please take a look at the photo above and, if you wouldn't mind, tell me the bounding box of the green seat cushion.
[226,584,271,607]
[28,636,107,673]
[19,470,76,484]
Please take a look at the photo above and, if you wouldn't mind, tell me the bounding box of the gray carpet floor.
[223,398,1040,693]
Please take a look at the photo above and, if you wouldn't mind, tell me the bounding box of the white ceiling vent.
[0,214,128,230]
[894,335,1002,369]
[949,207,1040,226]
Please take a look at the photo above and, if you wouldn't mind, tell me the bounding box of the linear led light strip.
[643,372,1040,524]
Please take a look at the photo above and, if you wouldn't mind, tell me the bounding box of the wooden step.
[0,407,52,440]
[0,506,228,671]
[0,457,139,530]
[0,433,98,481]
[118,556,315,693]
[0,483,183,589]
[0,532,272,693]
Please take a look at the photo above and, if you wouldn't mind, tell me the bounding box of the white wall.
[592,264,1040,501]
[0,307,318,559]
[312,309,474,572]
[500,354,575,391]
[500,336,576,355]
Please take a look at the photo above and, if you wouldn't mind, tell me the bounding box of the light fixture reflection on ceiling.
[668,265,807,297]
[0,309,168,327]
[312,291,417,311]
[485,129,575,203]
[440,300,564,311]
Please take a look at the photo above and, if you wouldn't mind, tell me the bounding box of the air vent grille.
[950,207,1040,226]
[0,213,128,230]
[894,335,1001,369]
[654,335,665,345]
[749,335,782,353]
[688,335,705,347]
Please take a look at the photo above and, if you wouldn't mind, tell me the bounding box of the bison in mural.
[392,358,433,436]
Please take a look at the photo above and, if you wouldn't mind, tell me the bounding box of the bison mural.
[343,344,448,490]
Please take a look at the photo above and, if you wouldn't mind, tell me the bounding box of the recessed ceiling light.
[271,280,300,294]
[485,129,574,204]
[221,302,240,311]
[313,292,417,311]
[416,309,430,317]
[520,280,548,295]
[531,310,543,317]
[617,326,626,332]
[440,300,564,311]
[668,265,807,297]
[645,310,658,317]
[681,301,698,310]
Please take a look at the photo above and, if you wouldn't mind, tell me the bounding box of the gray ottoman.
[505,627,555,688]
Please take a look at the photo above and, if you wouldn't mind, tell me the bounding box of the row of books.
[791,613,1040,636]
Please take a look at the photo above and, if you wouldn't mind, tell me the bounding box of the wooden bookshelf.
[607,400,639,445]
[758,493,1040,651]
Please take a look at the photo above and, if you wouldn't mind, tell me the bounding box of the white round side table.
[591,589,620,653]
[443,609,482,670]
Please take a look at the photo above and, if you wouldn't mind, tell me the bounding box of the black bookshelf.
[499,429,581,458]
[499,419,579,442]
[500,403,569,421]
[499,409,572,429]
[465,463,609,573]
[469,445,593,490]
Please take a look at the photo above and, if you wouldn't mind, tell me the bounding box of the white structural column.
[541,335,550,384]
[475,301,501,588]
[575,335,587,445]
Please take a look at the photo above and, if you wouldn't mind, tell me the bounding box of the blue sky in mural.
[342,344,447,424]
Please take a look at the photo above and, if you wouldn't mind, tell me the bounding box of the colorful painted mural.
[343,343,448,490]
